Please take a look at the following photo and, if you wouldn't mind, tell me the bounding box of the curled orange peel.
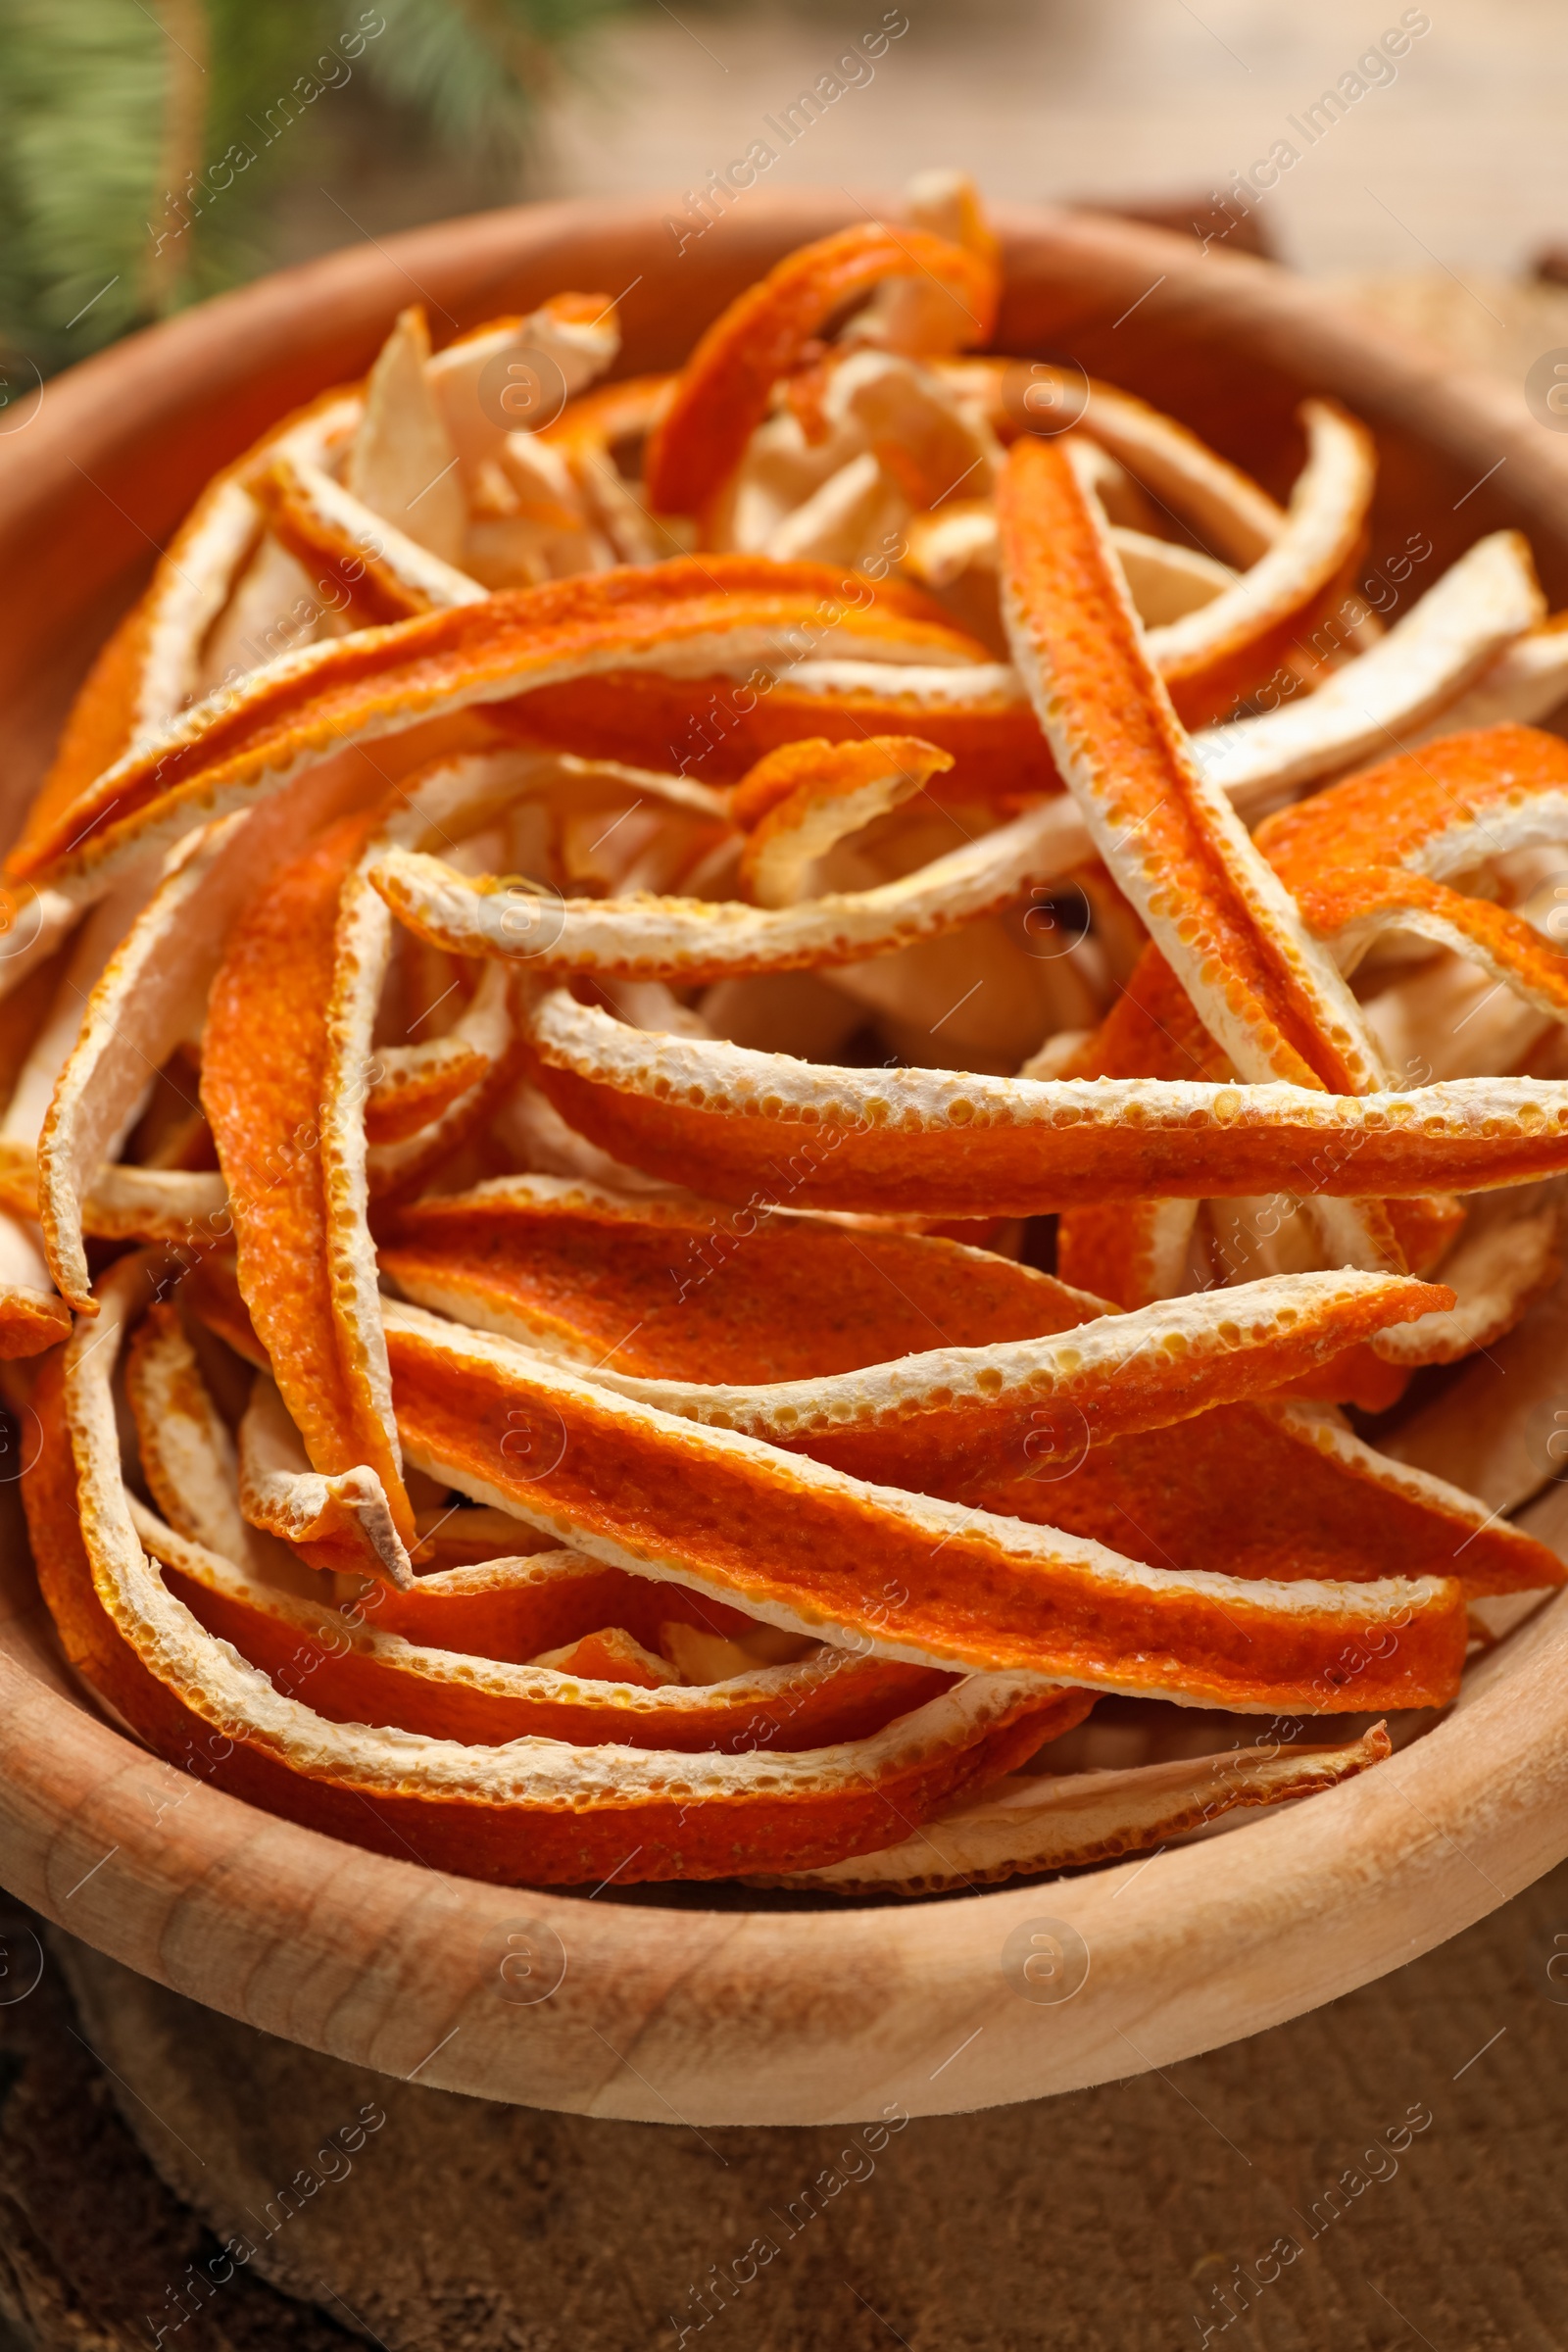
[730,735,953,905]
[11,560,985,898]
[1258,724,1568,1010]
[200,814,417,1574]
[368,790,1082,985]
[524,992,1568,1216]
[997,432,1384,1102]
[377,1173,1104,1380]
[644,223,1000,518]
[25,1260,1073,1885]
[573,1268,1450,1490]
[124,1308,950,1749]
[384,1298,1467,1713]
[1138,401,1376,729]
[970,1395,1559,1596]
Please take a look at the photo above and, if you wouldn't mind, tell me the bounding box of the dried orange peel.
[6,177,1566,1896]
[644,222,1000,519]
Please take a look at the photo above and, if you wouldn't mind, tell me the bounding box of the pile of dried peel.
[5,172,1568,1894]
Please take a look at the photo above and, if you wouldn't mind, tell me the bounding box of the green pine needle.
[0,0,641,379]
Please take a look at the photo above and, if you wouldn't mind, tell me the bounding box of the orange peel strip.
[732,736,953,906]
[25,1262,1068,1885]
[259,453,485,624]
[970,1396,1560,1597]
[378,1172,1104,1380]
[572,1269,1450,1490]
[1193,532,1544,809]
[369,794,1085,985]
[525,992,1568,1214]
[997,431,1384,1101]
[13,560,987,899]
[1137,402,1376,728]
[644,223,1000,518]
[384,1298,1467,1714]
[130,1487,948,1755]
[200,814,416,1574]
[38,758,386,1310]
[767,1727,1392,1895]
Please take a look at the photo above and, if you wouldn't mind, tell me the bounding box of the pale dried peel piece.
[901,507,1239,623]
[1381,1259,1568,1512]
[850,170,1001,357]
[820,348,1000,513]
[426,295,621,481]
[364,1035,489,1146]
[369,796,1088,985]
[1109,527,1239,625]
[1413,613,1568,737]
[997,432,1387,1106]
[38,758,393,1310]
[764,1726,1391,1894]
[763,450,907,568]
[1074,380,1286,566]
[346,307,466,564]
[17,561,988,901]
[1367,1185,1561,1365]
[78,1166,227,1242]
[1193,533,1546,808]
[1137,403,1376,723]
[31,1259,1065,1885]
[1266,1396,1564,1592]
[581,1270,1447,1482]
[238,1374,413,1588]
[385,1298,1466,1713]
[1364,952,1551,1086]
[263,454,486,620]
[125,1301,277,1573]
[525,992,1568,1215]
[0,1285,72,1356]
[735,738,954,908]
[130,1499,945,1754]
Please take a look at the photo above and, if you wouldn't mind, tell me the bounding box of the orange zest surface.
[645,223,999,518]
[200,814,417,1567]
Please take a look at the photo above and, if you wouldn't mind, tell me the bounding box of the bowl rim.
[2,186,1566,2128]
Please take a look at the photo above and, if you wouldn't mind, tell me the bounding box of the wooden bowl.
[3,191,1567,2129]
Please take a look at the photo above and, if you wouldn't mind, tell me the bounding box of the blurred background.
[3,0,1567,387]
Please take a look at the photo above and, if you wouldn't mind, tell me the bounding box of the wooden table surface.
[2,1857,1565,2352]
[2,270,1566,2352]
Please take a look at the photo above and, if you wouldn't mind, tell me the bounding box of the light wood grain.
[2,191,1567,2127]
